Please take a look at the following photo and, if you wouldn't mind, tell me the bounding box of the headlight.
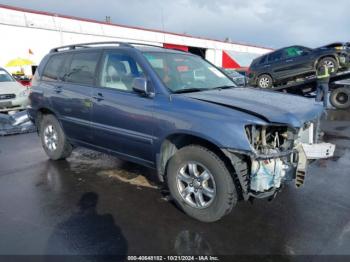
[335,46,345,51]
[245,125,296,154]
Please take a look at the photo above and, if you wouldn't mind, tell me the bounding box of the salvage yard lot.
[0,109,349,256]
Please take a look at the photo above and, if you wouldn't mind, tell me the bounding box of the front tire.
[319,57,339,73]
[39,114,72,160]
[167,145,237,222]
[257,74,273,88]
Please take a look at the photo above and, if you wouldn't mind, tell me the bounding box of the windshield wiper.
[172,88,207,94]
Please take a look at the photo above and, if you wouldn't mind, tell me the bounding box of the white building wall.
[205,49,223,67]
[0,5,271,75]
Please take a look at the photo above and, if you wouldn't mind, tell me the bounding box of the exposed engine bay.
[244,121,334,196]
[245,124,298,194]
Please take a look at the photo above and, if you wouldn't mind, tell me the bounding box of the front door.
[91,50,155,165]
[283,46,314,77]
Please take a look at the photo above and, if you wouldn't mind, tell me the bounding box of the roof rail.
[49,41,165,53]
[49,41,133,53]
[127,42,189,53]
[125,42,164,49]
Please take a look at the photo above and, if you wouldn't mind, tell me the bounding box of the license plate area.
[0,101,12,108]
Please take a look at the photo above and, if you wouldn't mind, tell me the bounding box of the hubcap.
[323,60,335,68]
[259,77,270,88]
[336,92,348,104]
[176,162,216,209]
[44,125,58,151]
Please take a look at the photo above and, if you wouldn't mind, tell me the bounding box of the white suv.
[0,67,30,112]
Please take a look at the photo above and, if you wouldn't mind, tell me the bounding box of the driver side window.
[99,52,144,92]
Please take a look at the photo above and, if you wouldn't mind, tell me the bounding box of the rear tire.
[257,74,273,88]
[319,57,339,73]
[166,145,237,222]
[39,114,72,160]
[330,87,350,109]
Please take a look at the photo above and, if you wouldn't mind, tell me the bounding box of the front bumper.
[224,141,335,200]
[338,51,350,68]
[301,142,335,159]
[0,97,29,112]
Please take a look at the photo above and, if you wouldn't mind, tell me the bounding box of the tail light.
[247,67,253,78]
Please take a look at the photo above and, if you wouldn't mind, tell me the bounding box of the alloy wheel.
[176,162,216,209]
[323,60,335,69]
[44,124,58,151]
[259,77,270,88]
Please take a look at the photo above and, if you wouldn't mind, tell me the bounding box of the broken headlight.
[245,125,296,155]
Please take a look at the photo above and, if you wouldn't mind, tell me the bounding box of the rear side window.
[65,52,100,85]
[268,50,284,62]
[258,55,267,65]
[42,54,67,81]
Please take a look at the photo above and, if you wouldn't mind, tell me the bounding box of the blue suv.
[28,42,335,222]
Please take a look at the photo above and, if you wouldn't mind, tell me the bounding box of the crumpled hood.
[0,81,24,95]
[183,88,324,127]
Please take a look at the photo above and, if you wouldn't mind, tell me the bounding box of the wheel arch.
[156,133,248,199]
[35,107,59,133]
[315,55,338,68]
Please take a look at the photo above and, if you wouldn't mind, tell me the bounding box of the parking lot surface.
[0,109,349,257]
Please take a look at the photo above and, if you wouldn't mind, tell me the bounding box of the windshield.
[143,52,236,92]
[0,69,14,82]
[224,69,243,78]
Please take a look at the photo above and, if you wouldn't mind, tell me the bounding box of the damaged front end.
[225,120,335,200]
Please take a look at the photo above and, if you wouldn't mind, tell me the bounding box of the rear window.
[42,54,67,81]
[65,52,100,85]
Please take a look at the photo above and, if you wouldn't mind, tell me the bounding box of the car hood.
[183,88,324,128]
[314,46,338,53]
[0,81,23,94]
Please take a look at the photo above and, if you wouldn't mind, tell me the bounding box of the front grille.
[0,94,15,100]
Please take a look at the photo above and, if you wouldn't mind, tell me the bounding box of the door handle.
[263,64,271,68]
[286,59,293,62]
[92,93,104,101]
[54,86,63,93]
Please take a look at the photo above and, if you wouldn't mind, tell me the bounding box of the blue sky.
[1,0,349,48]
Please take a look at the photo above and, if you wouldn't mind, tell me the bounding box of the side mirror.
[132,77,153,97]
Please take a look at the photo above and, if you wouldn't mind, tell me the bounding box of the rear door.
[47,51,101,143]
[267,49,289,81]
[91,49,155,165]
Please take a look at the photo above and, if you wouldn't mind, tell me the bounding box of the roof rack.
[50,41,132,53]
[49,41,164,53]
